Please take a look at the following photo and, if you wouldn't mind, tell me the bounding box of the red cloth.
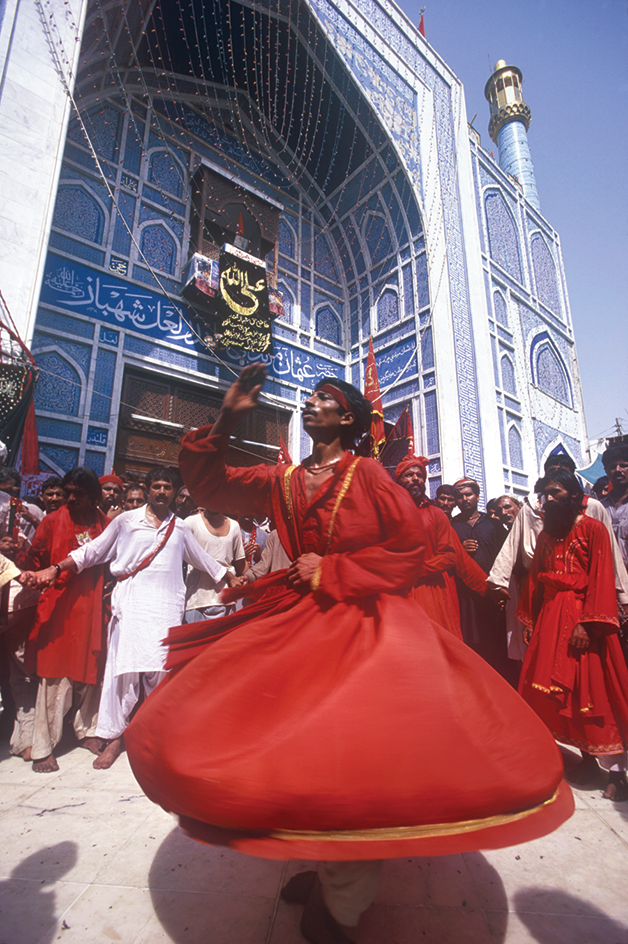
[409,505,487,640]
[24,505,109,685]
[518,516,628,755]
[125,427,572,860]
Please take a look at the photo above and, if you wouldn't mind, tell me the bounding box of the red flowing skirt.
[126,589,572,860]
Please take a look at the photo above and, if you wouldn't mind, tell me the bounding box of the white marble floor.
[0,737,627,944]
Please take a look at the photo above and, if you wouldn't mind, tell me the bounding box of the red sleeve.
[22,515,53,570]
[178,426,276,518]
[451,528,488,595]
[422,507,457,574]
[582,518,619,631]
[317,471,427,602]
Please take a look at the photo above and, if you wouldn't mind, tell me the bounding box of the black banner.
[216,244,273,353]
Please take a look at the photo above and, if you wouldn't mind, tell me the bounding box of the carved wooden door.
[115,370,289,477]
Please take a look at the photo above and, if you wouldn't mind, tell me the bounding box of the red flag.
[380,406,415,473]
[278,435,292,465]
[364,337,386,460]
[20,399,40,475]
[418,11,425,37]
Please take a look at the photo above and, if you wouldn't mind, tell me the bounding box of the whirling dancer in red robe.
[518,467,628,801]
[395,455,487,640]
[126,366,572,943]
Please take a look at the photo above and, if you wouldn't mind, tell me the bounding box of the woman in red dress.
[126,367,572,938]
[518,467,628,800]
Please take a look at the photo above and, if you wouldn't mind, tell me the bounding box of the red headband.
[395,455,428,482]
[316,383,351,414]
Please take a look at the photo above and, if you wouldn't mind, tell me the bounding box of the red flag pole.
[418,6,426,37]
[278,435,292,465]
[364,338,386,460]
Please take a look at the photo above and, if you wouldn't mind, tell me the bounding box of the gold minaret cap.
[484,60,531,144]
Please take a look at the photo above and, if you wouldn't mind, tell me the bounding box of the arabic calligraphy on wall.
[39,254,342,388]
[41,254,206,349]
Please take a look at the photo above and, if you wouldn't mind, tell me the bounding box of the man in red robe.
[126,366,572,944]
[518,467,628,801]
[394,456,486,639]
[22,467,109,772]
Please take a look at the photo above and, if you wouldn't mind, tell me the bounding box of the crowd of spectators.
[0,439,626,791]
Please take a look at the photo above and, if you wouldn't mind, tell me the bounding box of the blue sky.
[397,0,628,448]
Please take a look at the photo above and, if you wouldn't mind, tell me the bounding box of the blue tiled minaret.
[484,60,540,210]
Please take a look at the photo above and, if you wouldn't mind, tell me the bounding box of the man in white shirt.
[184,510,246,621]
[25,466,233,769]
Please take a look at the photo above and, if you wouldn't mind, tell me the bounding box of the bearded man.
[518,468,628,801]
[395,457,486,640]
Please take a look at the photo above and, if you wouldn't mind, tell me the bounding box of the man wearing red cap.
[99,474,124,520]
[395,457,486,639]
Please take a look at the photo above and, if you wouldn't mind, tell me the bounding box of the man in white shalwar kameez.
[26,467,231,768]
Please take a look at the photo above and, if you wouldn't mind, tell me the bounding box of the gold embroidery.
[283,465,297,522]
[324,457,361,554]
[266,788,561,842]
[311,562,322,592]
[531,682,564,694]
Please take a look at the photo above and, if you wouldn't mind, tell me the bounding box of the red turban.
[394,455,428,482]
[99,474,123,488]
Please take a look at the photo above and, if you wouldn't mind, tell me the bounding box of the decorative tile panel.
[424,390,440,454]
[314,233,339,281]
[531,234,560,315]
[40,446,80,473]
[84,450,106,476]
[139,226,177,275]
[278,219,295,259]
[316,307,342,346]
[148,151,185,198]
[33,352,81,416]
[36,417,82,442]
[376,289,399,331]
[90,348,117,422]
[36,309,94,339]
[485,192,522,282]
[493,290,508,327]
[508,425,524,470]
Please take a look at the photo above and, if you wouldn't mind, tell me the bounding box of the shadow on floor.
[514,888,628,944]
[0,842,78,944]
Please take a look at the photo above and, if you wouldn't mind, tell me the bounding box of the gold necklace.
[302,457,343,475]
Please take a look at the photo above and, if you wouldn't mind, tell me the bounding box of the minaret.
[484,60,540,210]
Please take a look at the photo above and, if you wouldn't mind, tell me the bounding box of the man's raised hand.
[222,365,267,418]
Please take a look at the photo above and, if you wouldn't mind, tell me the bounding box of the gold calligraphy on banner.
[221,313,272,353]
[219,265,266,316]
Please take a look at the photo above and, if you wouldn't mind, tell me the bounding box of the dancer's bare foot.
[603,773,628,801]
[20,747,32,761]
[93,737,123,769]
[301,877,355,943]
[566,752,599,786]
[32,754,59,773]
[79,736,104,755]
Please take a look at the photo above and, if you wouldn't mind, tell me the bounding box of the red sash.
[117,515,176,582]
